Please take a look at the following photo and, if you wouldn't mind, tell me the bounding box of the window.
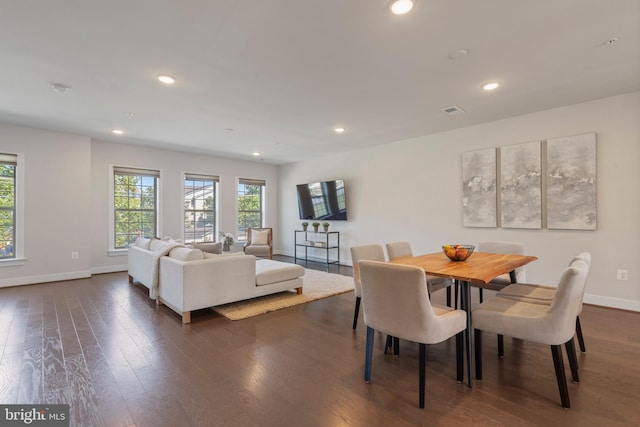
[113,167,159,249]
[237,178,265,241]
[184,174,218,243]
[0,154,16,259]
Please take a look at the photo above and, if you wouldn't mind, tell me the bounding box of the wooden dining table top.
[388,252,538,284]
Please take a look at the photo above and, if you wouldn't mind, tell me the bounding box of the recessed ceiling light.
[252,152,261,156]
[157,74,176,84]
[448,49,469,60]
[112,129,124,135]
[482,81,501,91]
[389,0,415,15]
[603,37,619,46]
[334,127,345,134]
[50,82,71,93]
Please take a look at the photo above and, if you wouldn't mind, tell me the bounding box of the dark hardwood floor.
[1,255,638,426]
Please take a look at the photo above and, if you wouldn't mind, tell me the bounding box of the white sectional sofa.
[127,238,183,298]
[128,238,305,323]
[159,248,305,323]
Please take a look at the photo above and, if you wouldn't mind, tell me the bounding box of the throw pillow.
[251,230,269,245]
[191,242,223,254]
[169,247,204,261]
[135,237,151,250]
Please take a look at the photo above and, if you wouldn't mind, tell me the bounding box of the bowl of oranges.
[442,244,475,261]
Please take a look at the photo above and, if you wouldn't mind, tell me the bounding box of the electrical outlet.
[617,269,628,281]
[71,252,79,260]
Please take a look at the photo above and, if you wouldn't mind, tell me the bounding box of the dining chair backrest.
[385,241,413,260]
[546,258,590,344]
[567,252,591,314]
[350,245,385,298]
[359,260,448,344]
[478,240,527,283]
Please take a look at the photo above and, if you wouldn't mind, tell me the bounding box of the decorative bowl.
[442,244,475,262]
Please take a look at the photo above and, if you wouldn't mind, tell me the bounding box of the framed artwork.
[547,133,597,230]
[462,148,497,227]
[500,141,542,229]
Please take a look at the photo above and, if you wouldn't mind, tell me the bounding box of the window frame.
[109,166,160,253]
[0,153,17,261]
[183,173,219,244]
[237,178,266,242]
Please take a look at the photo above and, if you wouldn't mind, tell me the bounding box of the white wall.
[90,140,280,273]
[0,126,279,284]
[278,92,640,311]
[0,124,92,285]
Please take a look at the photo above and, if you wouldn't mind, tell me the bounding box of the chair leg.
[551,345,571,408]
[479,288,484,303]
[419,343,426,409]
[498,334,504,358]
[565,338,580,383]
[456,331,464,383]
[576,316,586,353]
[364,326,375,382]
[475,329,483,380]
[394,336,400,357]
[446,286,452,307]
[384,335,393,354]
[352,297,361,330]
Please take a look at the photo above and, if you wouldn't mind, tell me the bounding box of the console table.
[294,230,340,270]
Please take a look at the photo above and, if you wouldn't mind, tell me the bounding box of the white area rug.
[212,268,354,320]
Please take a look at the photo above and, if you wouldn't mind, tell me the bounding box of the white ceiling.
[1,0,638,165]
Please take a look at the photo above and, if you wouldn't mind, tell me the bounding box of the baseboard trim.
[0,270,92,288]
[91,264,127,275]
[584,293,640,312]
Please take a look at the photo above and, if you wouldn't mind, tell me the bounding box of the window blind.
[0,153,17,165]
[114,166,160,177]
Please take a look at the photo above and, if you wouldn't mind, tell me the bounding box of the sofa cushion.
[251,230,269,245]
[135,237,151,250]
[169,247,204,261]
[255,260,305,286]
[191,242,223,254]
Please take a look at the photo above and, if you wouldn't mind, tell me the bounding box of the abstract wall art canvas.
[462,148,497,227]
[547,133,597,230]
[500,141,541,229]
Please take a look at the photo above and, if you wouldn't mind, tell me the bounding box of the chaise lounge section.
[158,248,305,323]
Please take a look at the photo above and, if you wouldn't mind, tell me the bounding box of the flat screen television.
[297,179,348,220]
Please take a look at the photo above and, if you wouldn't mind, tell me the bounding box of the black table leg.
[460,280,473,387]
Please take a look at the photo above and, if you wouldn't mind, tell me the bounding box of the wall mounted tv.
[297,179,348,221]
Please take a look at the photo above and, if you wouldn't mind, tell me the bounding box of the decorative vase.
[323,225,329,232]
[302,224,308,231]
[223,243,230,252]
[313,225,319,233]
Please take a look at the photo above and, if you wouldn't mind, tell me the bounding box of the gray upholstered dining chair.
[349,244,386,330]
[476,240,527,300]
[497,252,592,352]
[473,256,590,408]
[359,260,466,408]
[385,241,454,307]
[473,241,527,357]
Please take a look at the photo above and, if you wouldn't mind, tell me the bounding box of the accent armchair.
[243,227,273,259]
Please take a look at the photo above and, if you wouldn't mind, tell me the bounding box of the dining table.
[389,251,538,387]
